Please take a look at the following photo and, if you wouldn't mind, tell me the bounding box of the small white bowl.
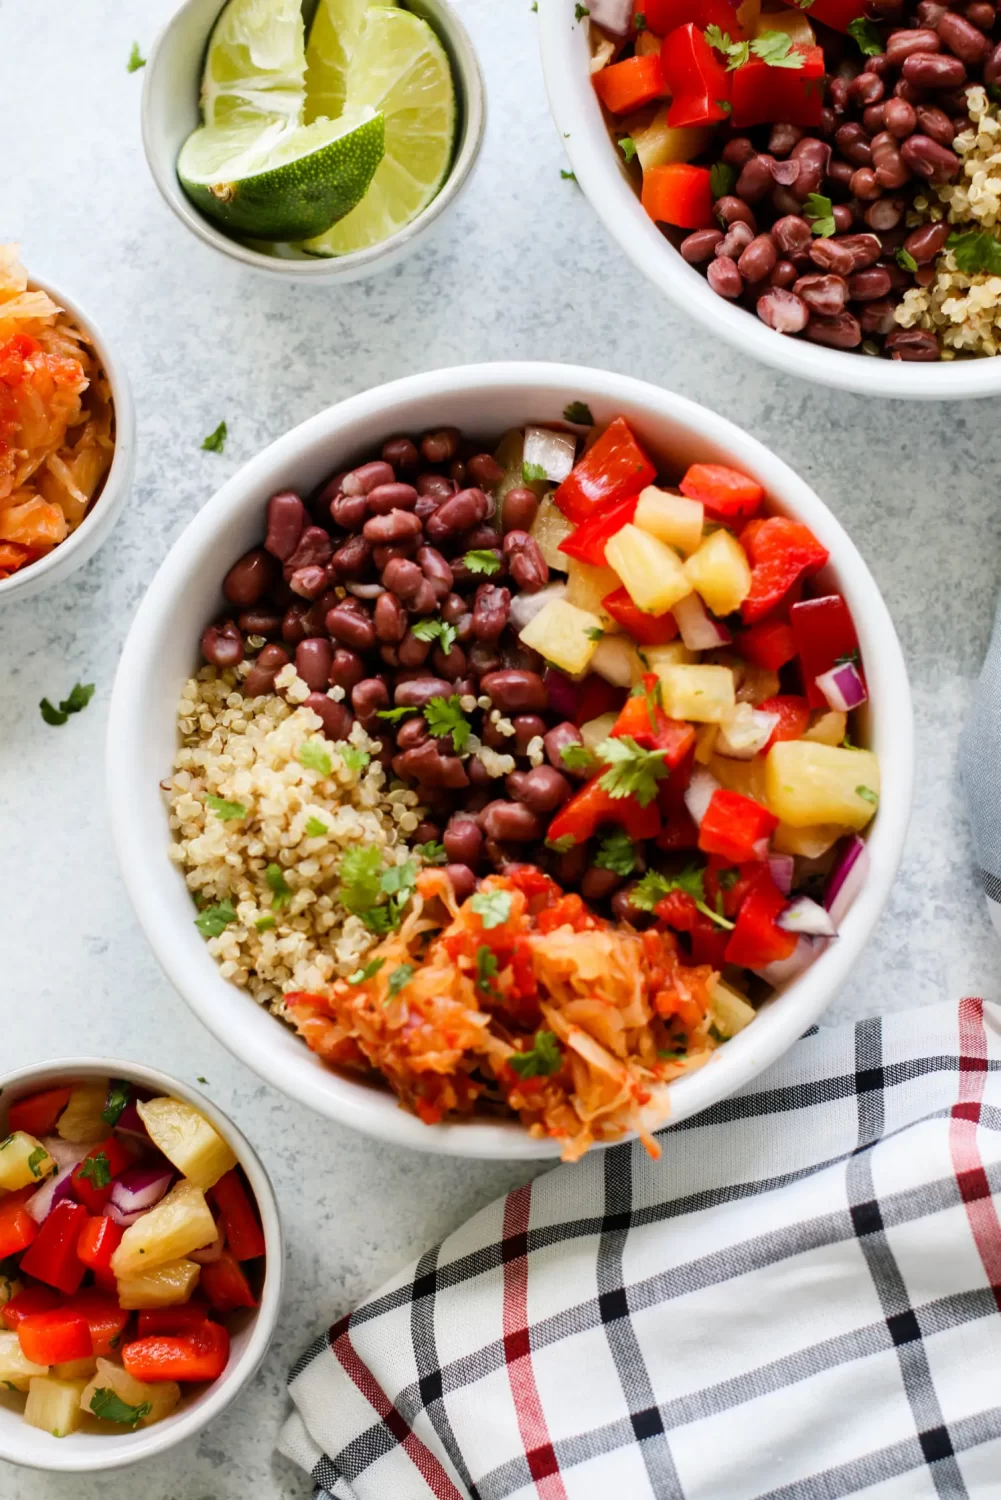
[539,0,1001,400]
[108,362,913,1159]
[141,0,486,281]
[0,278,135,604]
[0,1058,283,1473]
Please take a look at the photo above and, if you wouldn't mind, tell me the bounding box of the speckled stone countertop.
[2,0,1000,1493]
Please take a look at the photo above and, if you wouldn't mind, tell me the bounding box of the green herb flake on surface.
[298,739,333,776]
[127,42,146,72]
[464,549,502,575]
[470,889,513,930]
[424,695,471,752]
[78,1152,111,1189]
[205,794,247,821]
[595,735,669,807]
[194,900,236,938]
[594,830,637,877]
[847,16,883,54]
[710,161,737,200]
[101,1081,130,1126]
[304,816,329,838]
[803,193,836,238]
[348,957,386,985]
[266,863,293,910]
[947,229,1001,276]
[89,1388,151,1427]
[563,400,594,425]
[619,136,637,164]
[201,421,227,453]
[507,1031,562,1079]
[387,964,415,1000]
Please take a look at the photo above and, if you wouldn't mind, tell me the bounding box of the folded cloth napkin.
[280,998,1001,1500]
[962,618,1001,939]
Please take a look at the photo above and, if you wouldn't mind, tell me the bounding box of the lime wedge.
[304,0,397,126]
[302,7,456,257]
[178,109,385,241]
[201,0,307,131]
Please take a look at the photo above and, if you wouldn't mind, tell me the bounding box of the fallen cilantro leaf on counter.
[803,193,836,238]
[387,964,414,1000]
[201,421,227,453]
[206,794,247,821]
[195,900,236,938]
[127,43,146,73]
[424,695,471,752]
[563,400,594,425]
[349,957,385,985]
[847,17,883,55]
[595,735,668,807]
[508,1031,562,1079]
[470,889,512,929]
[947,229,1001,276]
[464,549,501,575]
[40,681,95,725]
[594,830,637,877]
[265,863,292,910]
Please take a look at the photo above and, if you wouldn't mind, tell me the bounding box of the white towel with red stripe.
[278,998,1001,1500]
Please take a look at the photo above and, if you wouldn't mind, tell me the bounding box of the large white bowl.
[539,1,1001,401]
[0,276,135,604]
[0,1058,283,1473]
[108,362,913,1158]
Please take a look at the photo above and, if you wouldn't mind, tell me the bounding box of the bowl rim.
[538,0,1001,401]
[140,0,486,277]
[0,275,136,601]
[107,360,914,1160]
[0,1056,284,1473]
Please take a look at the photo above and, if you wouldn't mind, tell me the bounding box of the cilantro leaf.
[27,1146,49,1179]
[89,1387,151,1427]
[304,816,328,837]
[298,739,333,776]
[415,840,447,866]
[710,161,737,200]
[205,794,247,821]
[855,785,879,805]
[470,889,512,929]
[750,30,804,67]
[947,229,1001,276]
[127,42,146,73]
[563,401,594,425]
[411,618,458,655]
[79,1152,111,1189]
[424,695,471,753]
[560,742,596,774]
[338,847,384,915]
[464,549,502,575]
[338,745,370,776]
[594,830,637,877]
[387,964,415,1000]
[508,1031,562,1079]
[101,1081,131,1126]
[523,461,548,482]
[802,192,836,238]
[595,735,669,807]
[195,900,236,938]
[266,863,292,910]
[618,136,637,164]
[201,421,227,453]
[376,705,419,723]
[630,865,735,928]
[847,16,883,55]
[475,945,501,997]
[348,957,385,984]
[896,247,918,273]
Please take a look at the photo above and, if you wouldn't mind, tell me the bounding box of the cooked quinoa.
[895,87,1001,357]
[165,663,423,1013]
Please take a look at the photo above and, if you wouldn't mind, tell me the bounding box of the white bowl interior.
[141,0,485,279]
[0,1059,282,1473]
[108,363,913,1160]
[538,1,1001,400]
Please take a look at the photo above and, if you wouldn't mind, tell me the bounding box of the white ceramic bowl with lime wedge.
[142,0,485,280]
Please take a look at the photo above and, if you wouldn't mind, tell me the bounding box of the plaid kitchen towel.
[279,997,1001,1500]
[962,612,1001,941]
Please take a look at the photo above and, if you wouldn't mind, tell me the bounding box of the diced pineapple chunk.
[53,1357,98,1382]
[57,1082,111,1144]
[137,1097,237,1191]
[116,1259,201,1310]
[518,597,602,678]
[24,1376,87,1437]
[564,560,621,628]
[708,977,757,1038]
[590,634,646,688]
[684,530,751,616]
[634,486,704,556]
[658,665,735,724]
[709,753,769,805]
[803,710,847,746]
[631,108,713,172]
[81,1357,181,1428]
[530,495,575,572]
[772,823,847,858]
[644,641,695,671]
[765,741,880,829]
[0,1331,47,1391]
[112,1180,217,1279]
[579,712,618,752]
[605,524,691,614]
[0,1131,55,1191]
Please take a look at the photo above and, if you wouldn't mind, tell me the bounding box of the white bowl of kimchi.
[108,363,913,1161]
[0,248,135,604]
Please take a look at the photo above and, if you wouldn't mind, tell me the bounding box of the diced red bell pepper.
[738,618,797,672]
[689,914,730,967]
[18,1308,92,1366]
[593,53,667,114]
[70,1135,133,1214]
[611,677,696,767]
[1,1284,62,1331]
[137,1303,215,1337]
[642,163,715,230]
[602,587,679,645]
[698,789,778,864]
[7,1087,72,1138]
[740,518,829,624]
[18,1200,88,1294]
[546,776,661,847]
[0,1187,38,1260]
[679,463,764,520]
[122,1319,231,1384]
[76,1215,124,1285]
[730,47,825,130]
[558,495,639,567]
[724,870,797,968]
[199,1250,258,1313]
[210,1170,265,1262]
[789,594,861,709]
[64,1289,130,1356]
[779,0,866,30]
[573,672,627,728]
[659,24,731,128]
[555,417,657,526]
[757,694,810,750]
[643,0,747,37]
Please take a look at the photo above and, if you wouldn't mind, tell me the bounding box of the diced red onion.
[26,1162,78,1223]
[715,703,779,760]
[768,853,794,896]
[684,766,720,827]
[190,1222,226,1265]
[542,665,579,720]
[777,896,838,937]
[587,0,634,34]
[815,661,867,713]
[754,935,826,987]
[672,593,732,652]
[824,834,870,929]
[522,427,576,485]
[511,580,566,634]
[108,1165,173,1221]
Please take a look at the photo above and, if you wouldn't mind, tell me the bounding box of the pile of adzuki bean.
[198,428,643,915]
[678,0,1001,359]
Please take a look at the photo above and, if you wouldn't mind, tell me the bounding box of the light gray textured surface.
[1,0,998,1493]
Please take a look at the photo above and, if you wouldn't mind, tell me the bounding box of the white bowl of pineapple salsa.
[108,363,913,1160]
[0,1060,281,1471]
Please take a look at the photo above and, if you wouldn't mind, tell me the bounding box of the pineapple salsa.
[0,1079,264,1437]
